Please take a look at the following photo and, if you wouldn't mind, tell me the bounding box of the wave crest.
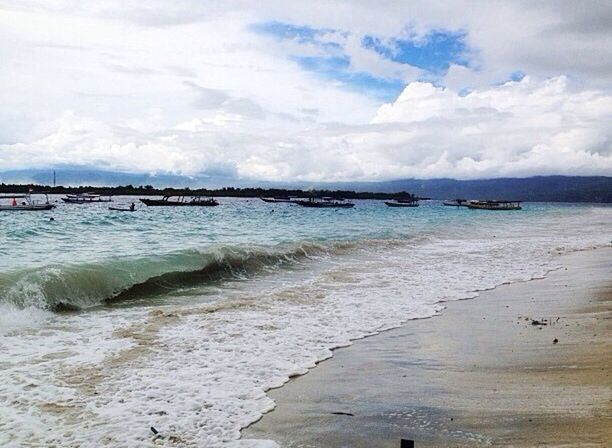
[0,242,330,311]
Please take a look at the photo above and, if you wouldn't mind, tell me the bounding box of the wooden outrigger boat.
[140,195,219,207]
[61,193,112,204]
[384,198,419,207]
[466,200,522,210]
[109,203,136,212]
[109,207,136,212]
[294,197,355,208]
[0,192,55,211]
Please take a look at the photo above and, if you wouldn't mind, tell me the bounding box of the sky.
[0,0,611,181]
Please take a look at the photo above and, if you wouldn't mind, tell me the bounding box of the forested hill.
[1,170,610,202]
[345,176,612,203]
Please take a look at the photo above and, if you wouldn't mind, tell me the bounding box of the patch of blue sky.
[508,70,526,82]
[492,71,527,87]
[251,21,342,51]
[253,21,403,99]
[362,30,471,73]
[292,55,403,101]
[252,21,474,99]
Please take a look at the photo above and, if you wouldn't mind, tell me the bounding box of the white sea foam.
[0,209,610,447]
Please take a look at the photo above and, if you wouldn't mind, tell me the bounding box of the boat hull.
[385,201,418,207]
[260,198,294,203]
[295,200,354,208]
[140,198,219,207]
[466,204,522,210]
[0,204,55,211]
[61,198,112,204]
[108,207,136,212]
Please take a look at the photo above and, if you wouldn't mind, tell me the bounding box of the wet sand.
[243,248,612,447]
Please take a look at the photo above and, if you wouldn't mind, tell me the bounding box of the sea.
[0,196,610,447]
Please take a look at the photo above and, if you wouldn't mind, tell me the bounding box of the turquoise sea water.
[0,195,610,447]
[1,196,607,308]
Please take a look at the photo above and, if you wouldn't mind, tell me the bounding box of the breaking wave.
[0,242,336,311]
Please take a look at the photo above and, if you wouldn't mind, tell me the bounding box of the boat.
[466,200,522,210]
[384,198,419,207]
[61,193,112,204]
[294,197,355,208]
[0,192,55,211]
[140,195,219,206]
[109,204,136,212]
[260,196,294,203]
[443,199,468,207]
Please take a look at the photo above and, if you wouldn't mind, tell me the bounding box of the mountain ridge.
[1,169,610,202]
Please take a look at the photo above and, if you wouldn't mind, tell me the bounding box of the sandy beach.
[244,247,612,447]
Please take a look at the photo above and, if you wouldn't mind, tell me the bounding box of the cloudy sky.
[1,0,611,181]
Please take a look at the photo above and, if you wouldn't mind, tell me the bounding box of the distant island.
[0,183,418,201]
[1,172,611,202]
[363,176,612,203]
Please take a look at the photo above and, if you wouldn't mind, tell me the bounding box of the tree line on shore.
[0,183,419,200]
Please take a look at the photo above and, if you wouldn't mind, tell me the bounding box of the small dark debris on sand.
[531,319,548,326]
[331,411,355,416]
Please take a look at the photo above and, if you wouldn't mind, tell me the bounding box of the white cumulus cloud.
[1,76,610,180]
[0,1,611,181]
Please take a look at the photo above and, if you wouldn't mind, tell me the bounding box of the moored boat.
[0,192,55,211]
[140,195,219,206]
[385,198,419,207]
[61,193,112,204]
[260,196,294,203]
[109,203,136,212]
[109,207,136,212]
[294,197,355,208]
[466,200,522,210]
[443,198,468,207]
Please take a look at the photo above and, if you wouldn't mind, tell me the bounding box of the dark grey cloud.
[542,0,612,35]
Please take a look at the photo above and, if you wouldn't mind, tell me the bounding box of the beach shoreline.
[242,247,612,447]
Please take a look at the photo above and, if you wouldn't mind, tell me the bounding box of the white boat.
[0,192,55,211]
[61,193,112,204]
[443,199,468,207]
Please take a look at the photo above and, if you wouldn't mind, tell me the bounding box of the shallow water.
[0,196,610,447]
